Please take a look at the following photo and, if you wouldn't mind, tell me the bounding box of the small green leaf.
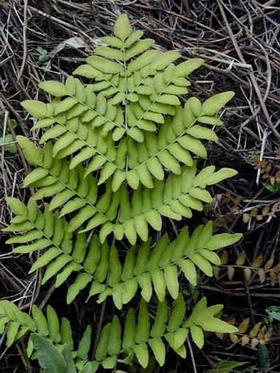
[114,14,132,41]
[200,317,238,333]
[175,58,204,76]
[190,325,204,349]
[206,168,237,185]
[148,337,165,366]
[201,92,235,116]
[21,100,47,118]
[206,233,242,251]
[31,334,66,373]
[17,136,43,166]
[77,325,92,360]
[73,64,99,78]
[133,343,149,368]
[39,81,67,97]
[6,197,27,216]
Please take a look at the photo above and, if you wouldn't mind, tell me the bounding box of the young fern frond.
[5,199,241,308]
[13,138,237,244]
[2,13,242,371]
[0,296,237,372]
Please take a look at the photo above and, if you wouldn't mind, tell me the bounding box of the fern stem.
[187,337,198,373]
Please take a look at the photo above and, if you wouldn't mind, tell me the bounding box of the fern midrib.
[20,215,83,270]
[128,74,173,131]
[118,170,197,223]
[96,250,197,292]
[129,114,198,174]
[67,84,123,130]
[47,113,119,169]
[42,162,108,220]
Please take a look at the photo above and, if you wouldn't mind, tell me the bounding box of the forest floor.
[0,1,280,372]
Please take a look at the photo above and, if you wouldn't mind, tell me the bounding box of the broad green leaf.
[151,270,166,302]
[125,39,155,60]
[144,210,162,231]
[190,325,204,348]
[200,317,238,333]
[23,168,49,187]
[151,51,181,70]
[60,317,74,349]
[150,301,168,338]
[178,259,197,286]
[133,343,149,368]
[107,316,122,355]
[198,116,223,126]
[61,344,76,373]
[40,125,67,143]
[101,36,124,48]
[39,81,67,97]
[148,337,165,366]
[67,273,93,304]
[138,273,153,302]
[206,168,238,185]
[168,294,186,332]
[190,253,213,276]
[95,46,123,60]
[87,56,123,74]
[42,254,72,284]
[190,188,212,203]
[17,136,43,166]
[128,50,161,71]
[73,64,100,78]
[95,323,111,361]
[32,305,49,337]
[206,233,242,251]
[187,125,218,142]
[31,334,66,373]
[13,239,52,254]
[114,14,131,41]
[29,247,61,272]
[201,92,235,116]
[77,325,92,360]
[6,321,20,347]
[21,100,47,118]
[156,94,180,106]
[124,30,144,48]
[127,127,144,142]
[54,97,77,116]
[188,97,202,117]
[5,197,27,216]
[46,305,61,343]
[101,355,117,369]
[164,266,179,299]
[175,58,204,76]
[136,299,150,343]
[122,309,136,350]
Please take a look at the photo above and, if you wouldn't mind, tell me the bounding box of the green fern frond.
[2,13,242,372]
[7,147,237,245]
[5,201,241,308]
[0,301,73,352]
[0,295,237,372]
[89,222,241,309]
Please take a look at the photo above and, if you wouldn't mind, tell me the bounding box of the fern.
[0,296,236,371]
[2,14,242,371]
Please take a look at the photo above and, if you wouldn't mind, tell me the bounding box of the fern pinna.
[1,14,242,372]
